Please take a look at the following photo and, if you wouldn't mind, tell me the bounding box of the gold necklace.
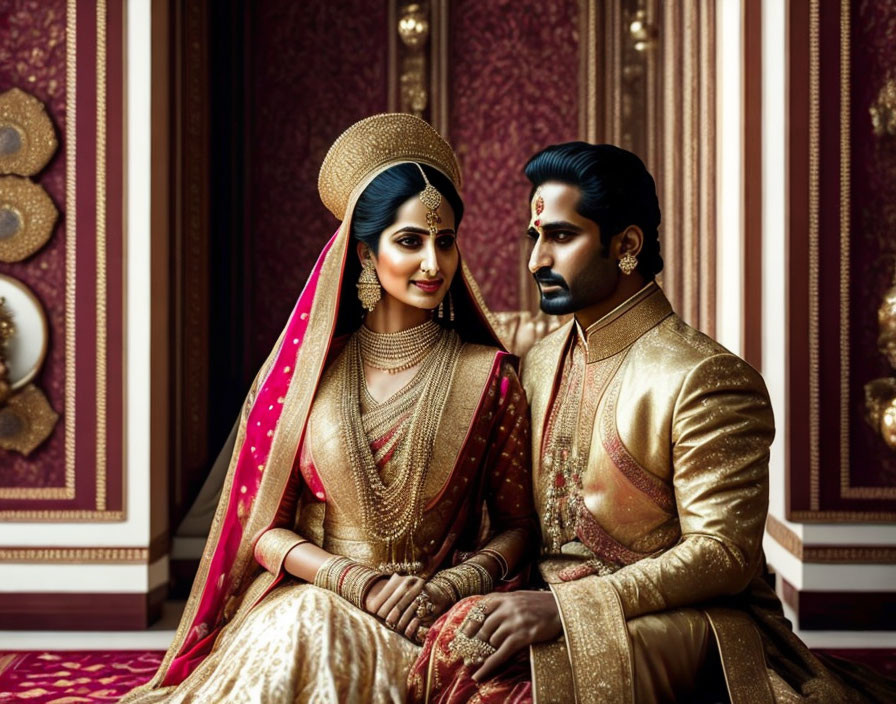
[358,319,443,374]
[340,327,461,569]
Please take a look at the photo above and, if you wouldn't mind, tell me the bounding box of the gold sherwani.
[524,282,862,704]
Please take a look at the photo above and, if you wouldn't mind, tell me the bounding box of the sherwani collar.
[576,281,673,363]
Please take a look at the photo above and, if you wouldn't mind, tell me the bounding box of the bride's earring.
[437,299,445,319]
[448,291,454,322]
[357,258,382,311]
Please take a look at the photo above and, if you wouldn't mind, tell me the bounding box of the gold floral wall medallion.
[0,176,58,262]
[0,88,58,177]
[0,384,58,456]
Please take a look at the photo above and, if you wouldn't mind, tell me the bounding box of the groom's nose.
[528,238,552,274]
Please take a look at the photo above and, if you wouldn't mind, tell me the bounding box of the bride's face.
[368,193,459,310]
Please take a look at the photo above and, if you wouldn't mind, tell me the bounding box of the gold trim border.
[95,0,108,511]
[0,546,148,563]
[766,515,896,563]
[808,0,820,510]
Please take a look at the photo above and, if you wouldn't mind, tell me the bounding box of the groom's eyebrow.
[541,221,582,232]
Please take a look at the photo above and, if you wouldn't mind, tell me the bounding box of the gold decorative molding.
[0,546,149,564]
[766,515,896,564]
[96,0,108,511]
[0,88,58,177]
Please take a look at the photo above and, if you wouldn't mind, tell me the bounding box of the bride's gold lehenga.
[122,114,535,704]
[131,334,531,704]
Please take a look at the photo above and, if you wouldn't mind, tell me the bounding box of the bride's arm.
[476,360,537,579]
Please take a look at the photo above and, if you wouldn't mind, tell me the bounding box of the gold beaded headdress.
[318,113,462,222]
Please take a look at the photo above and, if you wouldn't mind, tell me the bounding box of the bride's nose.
[420,238,439,276]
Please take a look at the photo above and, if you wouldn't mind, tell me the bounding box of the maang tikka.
[415,163,443,236]
[416,164,453,322]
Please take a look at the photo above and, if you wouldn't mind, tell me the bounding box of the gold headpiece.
[414,163,443,236]
[318,113,462,221]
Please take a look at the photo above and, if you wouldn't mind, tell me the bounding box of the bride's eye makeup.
[436,234,456,249]
[394,233,423,248]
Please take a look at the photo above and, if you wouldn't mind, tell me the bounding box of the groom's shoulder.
[642,313,732,365]
[634,313,767,394]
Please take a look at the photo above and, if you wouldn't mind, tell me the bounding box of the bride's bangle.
[313,556,383,609]
[430,560,494,601]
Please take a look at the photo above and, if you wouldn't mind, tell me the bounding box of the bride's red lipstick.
[412,279,443,293]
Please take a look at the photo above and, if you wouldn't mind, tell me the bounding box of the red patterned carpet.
[0,651,163,703]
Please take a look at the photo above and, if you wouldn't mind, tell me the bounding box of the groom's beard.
[534,268,579,315]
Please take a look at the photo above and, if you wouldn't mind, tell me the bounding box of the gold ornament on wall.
[0,275,56,456]
[0,384,59,456]
[870,78,896,137]
[0,175,59,262]
[0,88,59,177]
[864,268,896,450]
[398,3,430,117]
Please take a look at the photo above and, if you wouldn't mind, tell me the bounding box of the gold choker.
[358,320,443,374]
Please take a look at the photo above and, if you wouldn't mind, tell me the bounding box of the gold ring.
[414,593,435,619]
[467,600,490,623]
[448,631,496,664]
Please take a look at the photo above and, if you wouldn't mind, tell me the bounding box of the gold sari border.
[424,344,502,507]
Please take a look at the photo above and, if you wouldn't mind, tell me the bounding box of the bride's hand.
[364,573,425,632]
[398,582,454,644]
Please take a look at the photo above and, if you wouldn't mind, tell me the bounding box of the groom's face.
[526,182,619,315]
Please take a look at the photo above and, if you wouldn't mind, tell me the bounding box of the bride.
[122,114,535,703]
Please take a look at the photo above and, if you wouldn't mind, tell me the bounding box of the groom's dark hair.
[524,142,663,279]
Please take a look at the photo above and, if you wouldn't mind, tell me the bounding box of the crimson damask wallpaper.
[448,0,580,311]
[245,0,389,370]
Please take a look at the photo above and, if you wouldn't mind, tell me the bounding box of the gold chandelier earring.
[436,291,454,322]
[357,257,382,311]
[618,252,638,275]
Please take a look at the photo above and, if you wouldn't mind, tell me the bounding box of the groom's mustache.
[533,268,569,290]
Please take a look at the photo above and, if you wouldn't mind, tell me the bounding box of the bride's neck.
[363,294,432,333]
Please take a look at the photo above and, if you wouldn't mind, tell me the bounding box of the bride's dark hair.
[350,163,464,252]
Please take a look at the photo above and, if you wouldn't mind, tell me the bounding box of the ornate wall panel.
[0,0,125,520]
[446,0,580,312]
[245,0,390,372]
[788,0,896,520]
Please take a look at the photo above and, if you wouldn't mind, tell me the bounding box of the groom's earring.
[618,252,638,275]
[357,258,382,311]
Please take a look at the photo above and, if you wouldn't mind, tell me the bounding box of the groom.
[410,143,865,703]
